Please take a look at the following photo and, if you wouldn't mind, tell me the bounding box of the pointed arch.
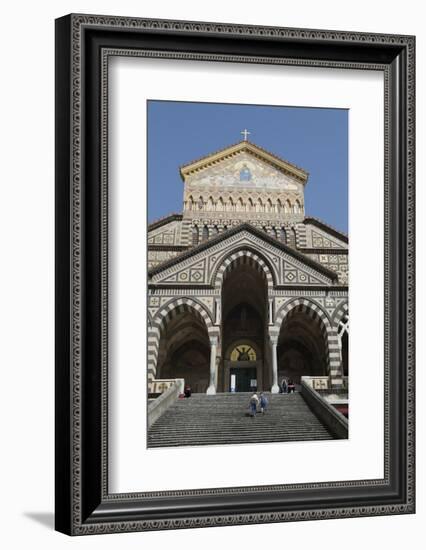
[332,301,349,327]
[153,298,214,334]
[187,195,194,211]
[284,199,292,214]
[272,298,342,383]
[202,225,209,241]
[149,298,217,383]
[293,199,301,214]
[212,247,276,290]
[192,224,199,246]
[287,226,297,247]
[274,298,332,330]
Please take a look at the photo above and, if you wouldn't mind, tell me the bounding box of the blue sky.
[147,101,348,233]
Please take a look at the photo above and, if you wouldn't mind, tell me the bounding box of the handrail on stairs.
[300,379,348,439]
[148,378,185,429]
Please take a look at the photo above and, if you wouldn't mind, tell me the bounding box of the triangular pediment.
[149,224,338,287]
[303,218,348,249]
[180,141,308,187]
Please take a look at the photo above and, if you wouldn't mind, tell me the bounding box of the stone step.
[148,391,334,448]
[149,434,334,447]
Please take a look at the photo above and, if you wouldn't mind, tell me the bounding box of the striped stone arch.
[147,298,216,382]
[273,298,331,330]
[272,298,342,384]
[147,310,153,328]
[153,297,215,333]
[212,248,275,290]
[332,300,349,330]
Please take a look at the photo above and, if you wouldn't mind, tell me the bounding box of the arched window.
[212,225,219,236]
[202,225,209,241]
[280,227,286,243]
[276,199,282,213]
[187,196,194,211]
[257,198,263,212]
[247,198,254,212]
[229,197,234,212]
[237,198,244,212]
[239,164,252,181]
[267,198,273,213]
[284,200,291,214]
[288,227,297,248]
[192,225,199,246]
[293,200,301,214]
[207,196,215,211]
[217,197,224,211]
[197,196,204,210]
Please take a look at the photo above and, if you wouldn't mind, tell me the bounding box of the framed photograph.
[55,14,415,535]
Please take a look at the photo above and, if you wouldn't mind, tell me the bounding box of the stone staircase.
[147,392,335,448]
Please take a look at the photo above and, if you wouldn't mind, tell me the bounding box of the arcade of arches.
[147,139,349,394]
[156,309,211,393]
[152,255,346,394]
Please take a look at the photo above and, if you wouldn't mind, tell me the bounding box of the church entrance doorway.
[230,366,257,392]
[220,256,268,392]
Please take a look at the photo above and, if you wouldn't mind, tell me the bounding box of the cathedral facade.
[147,139,348,395]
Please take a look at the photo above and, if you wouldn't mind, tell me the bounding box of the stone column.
[207,336,218,394]
[268,298,274,325]
[147,326,160,383]
[215,298,221,325]
[327,328,344,388]
[270,335,280,393]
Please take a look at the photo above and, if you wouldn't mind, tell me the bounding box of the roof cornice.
[147,213,182,232]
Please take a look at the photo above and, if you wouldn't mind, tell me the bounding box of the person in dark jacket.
[184,385,192,398]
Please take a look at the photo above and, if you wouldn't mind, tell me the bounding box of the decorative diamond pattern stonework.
[151,230,336,287]
[310,229,345,249]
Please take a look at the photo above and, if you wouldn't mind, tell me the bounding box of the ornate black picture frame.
[55,14,415,535]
